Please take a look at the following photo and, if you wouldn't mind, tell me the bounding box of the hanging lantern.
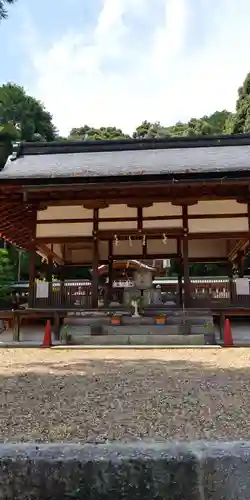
[162,233,167,245]
[114,234,119,246]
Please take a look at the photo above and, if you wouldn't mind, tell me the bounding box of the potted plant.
[155,313,166,325]
[60,324,72,344]
[111,313,122,326]
[131,296,143,317]
[203,320,216,345]
[179,317,191,335]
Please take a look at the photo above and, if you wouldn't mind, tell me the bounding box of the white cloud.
[26,0,250,136]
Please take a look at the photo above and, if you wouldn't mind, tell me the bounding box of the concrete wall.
[0,442,249,499]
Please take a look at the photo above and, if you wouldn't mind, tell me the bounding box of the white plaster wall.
[99,221,137,230]
[99,204,137,218]
[113,239,142,255]
[36,222,93,238]
[143,202,182,217]
[188,200,247,215]
[188,217,248,233]
[37,205,93,220]
[99,241,109,260]
[71,248,93,263]
[143,219,182,229]
[147,239,177,254]
[187,239,227,258]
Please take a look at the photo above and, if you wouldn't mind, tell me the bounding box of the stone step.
[63,324,214,337]
[66,334,206,346]
[63,315,214,327]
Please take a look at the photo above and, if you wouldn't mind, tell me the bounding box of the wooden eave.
[0,178,250,206]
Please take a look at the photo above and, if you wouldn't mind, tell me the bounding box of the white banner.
[36,281,49,298]
[235,278,250,295]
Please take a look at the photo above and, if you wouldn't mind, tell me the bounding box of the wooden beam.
[137,207,143,231]
[36,243,64,265]
[37,212,248,226]
[82,201,108,209]
[97,227,183,239]
[171,200,198,206]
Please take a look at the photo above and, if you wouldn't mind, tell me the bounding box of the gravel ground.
[0,348,250,443]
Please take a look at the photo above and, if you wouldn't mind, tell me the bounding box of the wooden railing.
[189,280,250,308]
[34,282,92,309]
[32,279,250,309]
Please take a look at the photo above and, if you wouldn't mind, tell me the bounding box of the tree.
[0,0,15,20]
[0,249,15,298]
[231,73,250,134]
[132,111,233,140]
[0,127,13,168]
[0,83,57,141]
[203,110,233,134]
[133,121,169,139]
[69,125,130,141]
[165,111,233,138]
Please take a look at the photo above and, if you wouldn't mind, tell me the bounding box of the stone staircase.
[62,308,216,346]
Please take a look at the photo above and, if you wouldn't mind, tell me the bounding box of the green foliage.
[69,125,130,141]
[0,129,12,169]
[231,73,250,134]
[133,111,233,140]
[133,120,169,139]
[7,245,43,281]
[0,0,15,20]
[0,249,14,298]
[0,83,57,141]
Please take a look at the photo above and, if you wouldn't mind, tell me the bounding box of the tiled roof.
[1,134,250,181]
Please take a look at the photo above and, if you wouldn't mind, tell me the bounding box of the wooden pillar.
[28,208,37,308]
[228,261,234,303]
[53,312,60,341]
[177,239,183,307]
[107,239,113,304]
[236,251,245,278]
[28,246,36,308]
[46,255,53,306]
[182,205,190,308]
[59,245,66,307]
[91,208,99,308]
[13,312,20,342]
[59,266,66,307]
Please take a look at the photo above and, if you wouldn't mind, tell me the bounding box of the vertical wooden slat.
[46,255,53,307]
[92,208,99,308]
[177,238,183,307]
[28,206,37,308]
[182,205,190,308]
[107,239,113,304]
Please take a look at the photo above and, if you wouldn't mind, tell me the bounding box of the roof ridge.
[16,133,250,157]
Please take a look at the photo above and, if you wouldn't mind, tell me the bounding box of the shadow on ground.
[0,352,249,442]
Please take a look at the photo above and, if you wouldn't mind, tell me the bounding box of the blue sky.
[1,0,250,135]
